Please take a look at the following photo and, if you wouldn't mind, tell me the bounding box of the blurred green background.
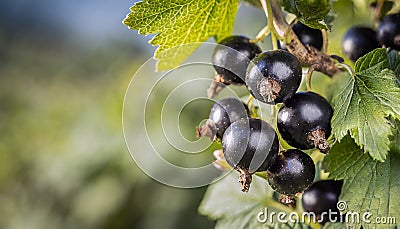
[0,0,379,228]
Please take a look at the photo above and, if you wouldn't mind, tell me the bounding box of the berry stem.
[271,103,277,119]
[246,94,255,105]
[250,25,270,43]
[260,0,281,49]
[266,0,287,39]
[212,150,231,171]
[372,0,384,21]
[305,65,315,91]
[197,119,217,141]
[322,29,328,53]
[336,63,355,76]
[246,95,259,118]
[207,74,226,98]
[266,0,342,77]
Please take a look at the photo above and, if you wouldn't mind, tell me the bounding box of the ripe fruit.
[277,91,333,153]
[279,22,323,50]
[245,50,302,104]
[377,12,400,50]
[267,149,315,195]
[222,118,279,192]
[212,35,262,85]
[342,26,379,62]
[302,180,343,223]
[197,98,248,140]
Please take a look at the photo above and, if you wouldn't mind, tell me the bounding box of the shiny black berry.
[212,35,262,85]
[197,98,248,140]
[302,180,343,223]
[342,26,380,62]
[279,22,323,50]
[377,12,400,50]
[267,149,315,195]
[222,118,279,192]
[277,91,333,153]
[245,50,302,104]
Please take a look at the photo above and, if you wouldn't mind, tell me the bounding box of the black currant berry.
[197,98,248,140]
[377,12,400,50]
[293,22,324,50]
[342,26,380,62]
[277,91,333,153]
[267,149,315,195]
[302,180,343,223]
[209,36,262,98]
[222,118,279,192]
[279,22,323,51]
[245,50,302,104]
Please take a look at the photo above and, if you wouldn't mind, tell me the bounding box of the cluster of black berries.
[199,26,335,201]
[342,12,400,62]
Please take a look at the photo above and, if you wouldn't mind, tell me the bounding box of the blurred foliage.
[0,34,214,228]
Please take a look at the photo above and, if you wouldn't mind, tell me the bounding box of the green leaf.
[331,48,400,161]
[279,0,300,16]
[322,135,400,229]
[199,173,312,228]
[296,0,331,30]
[279,0,332,30]
[323,11,336,31]
[123,0,239,71]
[354,48,388,73]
